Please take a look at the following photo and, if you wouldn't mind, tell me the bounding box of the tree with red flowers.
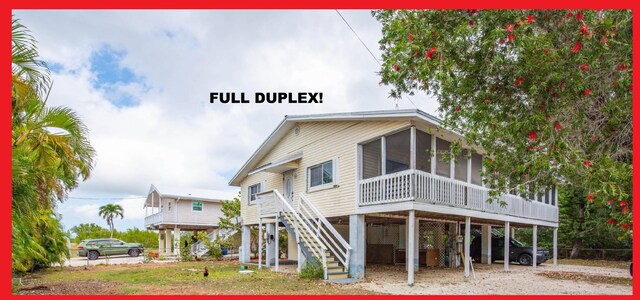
[374,10,632,242]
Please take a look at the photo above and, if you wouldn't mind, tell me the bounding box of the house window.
[308,160,333,188]
[471,153,483,186]
[454,149,468,182]
[385,129,411,174]
[192,201,203,212]
[362,139,381,179]
[248,183,261,204]
[167,202,171,211]
[416,130,432,173]
[435,138,451,177]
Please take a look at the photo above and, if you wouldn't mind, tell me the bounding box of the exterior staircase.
[191,228,237,257]
[257,190,351,280]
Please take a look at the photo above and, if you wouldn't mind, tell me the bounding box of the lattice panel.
[419,222,447,267]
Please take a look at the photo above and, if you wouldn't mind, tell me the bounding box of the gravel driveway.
[354,263,631,295]
[60,256,177,267]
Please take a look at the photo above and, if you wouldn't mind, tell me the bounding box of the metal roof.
[145,184,238,207]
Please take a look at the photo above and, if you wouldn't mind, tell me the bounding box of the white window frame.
[248,183,262,205]
[191,201,203,212]
[307,158,339,192]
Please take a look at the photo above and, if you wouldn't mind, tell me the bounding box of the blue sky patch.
[89,45,146,107]
[46,61,64,73]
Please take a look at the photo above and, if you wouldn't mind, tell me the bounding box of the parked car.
[470,231,549,266]
[77,238,144,260]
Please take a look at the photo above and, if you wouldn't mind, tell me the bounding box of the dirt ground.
[355,262,632,295]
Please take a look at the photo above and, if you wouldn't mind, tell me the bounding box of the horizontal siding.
[158,198,222,226]
[241,120,411,225]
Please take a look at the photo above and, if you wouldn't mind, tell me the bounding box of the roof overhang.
[228,109,463,187]
[248,151,303,175]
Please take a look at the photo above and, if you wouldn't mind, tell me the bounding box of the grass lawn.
[15,261,375,295]
[558,259,631,269]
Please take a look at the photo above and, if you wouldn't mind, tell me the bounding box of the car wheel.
[87,250,99,260]
[128,249,140,257]
[518,253,533,266]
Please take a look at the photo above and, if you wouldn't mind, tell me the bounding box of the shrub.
[299,260,324,279]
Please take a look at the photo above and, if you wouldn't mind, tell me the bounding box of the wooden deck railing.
[359,169,558,223]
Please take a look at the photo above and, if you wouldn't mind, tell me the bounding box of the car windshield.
[511,239,527,247]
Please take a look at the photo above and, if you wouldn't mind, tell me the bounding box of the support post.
[349,214,366,279]
[240,225,251,263]
[481,224,492,264]
[532,225,538,267]
[430,135,437,173]
[258,220,263,269]
[414,217,420,271]
[158,230,165,254]
[275,220,280,271]
[464,216,470,277]
[504,222,510,272]
[407,210,416,286]
[173,227,180,256]
[266,223,276,266]
[165,228,172,255]
[553,227,558,266]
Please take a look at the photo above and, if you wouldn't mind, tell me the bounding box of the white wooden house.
[229,110,559,283]
[143,184,237,255]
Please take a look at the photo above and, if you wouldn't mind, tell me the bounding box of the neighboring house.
[143,184,237,255]
[229,109,559,283]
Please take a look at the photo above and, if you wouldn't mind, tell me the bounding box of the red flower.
[571,41,582,53]
[576,12,584,20]
[620,201,627,207]
[607,219,616,225]
[554,122,563,131]
[455,106,461,113]
[622,207,630,214]
[591,135,597,141]
[425,47,437,59]
[601,36,609,45]
[580,25,589,35]
[529,130,537,142]
[467,9,478,15]
[408,33,414,41]
[528,145,534,151]
[536,146,542,151]
[580,64,589,71]
[543,49,550,54]
[527,15,535,23]
[584,89,591,96]
[587,194,594,202]
[499,38,505,44]
[506,24,514,31]
[621,223,630,230]
[393,65,399,71]
[545,114,551,120]
[611,82,618,87]
[550,93,558,98]
[515,76,524,87]
[617,64,629,71]
[566,12,574,18]
[607,199,615,205]
[507,33,516,42]
[539,105,545,111]
[468,20,474,27]
[584,160,592,166]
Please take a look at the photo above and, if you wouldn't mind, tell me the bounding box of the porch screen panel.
[385,129,411,174]
[454,149,468,182]
[471,153,483,185]
[435,138,451,177]
[416,130,432,172]
[362,139,381,179]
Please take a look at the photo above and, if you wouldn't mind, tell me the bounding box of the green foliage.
[374,10,631,235]
[218,193,241,231]
[69,223,158,248]
[299,260,324,279]
[98,204,124,238]
[11,17,95,273]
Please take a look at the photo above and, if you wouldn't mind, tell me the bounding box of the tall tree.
[373,10,632,251]
[98,204,124,238]
[12,17,96,272]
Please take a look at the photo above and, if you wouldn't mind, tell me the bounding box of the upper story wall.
[240,120,414,225]
[159,197,223,226]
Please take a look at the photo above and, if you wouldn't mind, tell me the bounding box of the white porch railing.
[144,212,163,226]
[359,169,558,223]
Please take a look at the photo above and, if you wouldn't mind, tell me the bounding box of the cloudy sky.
[14,10,439,232]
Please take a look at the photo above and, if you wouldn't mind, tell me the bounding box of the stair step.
[327,271,349,280]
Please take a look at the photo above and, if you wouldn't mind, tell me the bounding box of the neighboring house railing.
[144,211,218,227]
[191,228,238,257]
[359,169,558,223]
[144,211,163,226]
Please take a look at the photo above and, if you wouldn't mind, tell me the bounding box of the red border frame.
[2,0,637,299]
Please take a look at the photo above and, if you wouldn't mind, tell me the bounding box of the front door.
[283,171,294,203]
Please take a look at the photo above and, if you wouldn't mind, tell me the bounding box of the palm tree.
[98,204,124,238]
[11,17,96,272]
